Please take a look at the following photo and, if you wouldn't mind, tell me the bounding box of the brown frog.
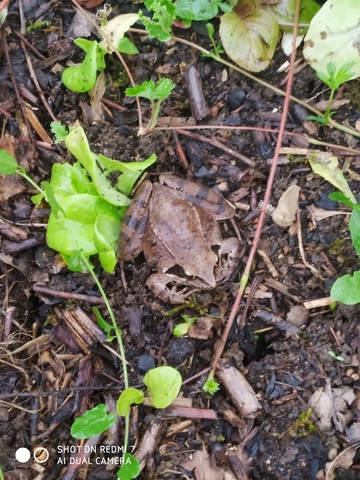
[118,174,241,304]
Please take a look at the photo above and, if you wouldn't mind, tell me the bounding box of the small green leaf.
[93,307,118,341]
[117,453,141,480]
[71,404,116,439]
[0,149,18,174]
[50,122,68,143]
[331,270,360,306]
[175,0,229,21]
[42,181,64,218]
[116,388,144,416]
[118,37,139,55]
[125,78,175,101]
[62,41,98,93]
[317,61,356,91]
[173,323,190,337]
[203,378,220,395]
[143,366,182,408]
[139,0,175,42]
[349,210,360,255]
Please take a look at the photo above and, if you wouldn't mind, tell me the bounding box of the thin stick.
[209,0,303,377]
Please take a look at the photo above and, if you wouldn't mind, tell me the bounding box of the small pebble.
[137,354,156,374]
[286,306,309,327]
[227,88,246,110]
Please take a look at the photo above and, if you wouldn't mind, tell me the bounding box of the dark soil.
[1,1,360,480]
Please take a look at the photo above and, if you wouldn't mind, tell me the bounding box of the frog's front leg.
[216,237,241,283]
[146,273,198,304]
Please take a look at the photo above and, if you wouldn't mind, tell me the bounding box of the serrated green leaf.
[117,453,141,480]
[143,366,182,408]
[50,122,68,143]
[71,404,116,439]
[139,0,175,42]
[125,78,175,101]
[202,378,220,395]
[0,149,18,174]
[116,388,144,416]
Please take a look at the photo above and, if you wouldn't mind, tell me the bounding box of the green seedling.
[173,314,199,337]
[328,351,345,362]
[72,366,181,479]
[62,13,139,93]
[307,62,356,125]
[26,20,51,33]
[139,0,231,42]
[203,378,220,395]
[291,409,316,437]
[205,23,224,57]
[125,78,176,134]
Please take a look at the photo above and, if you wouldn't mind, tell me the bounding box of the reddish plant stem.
[210,0,303,377]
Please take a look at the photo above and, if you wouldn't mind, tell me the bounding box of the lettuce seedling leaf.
[42,181,64,217]
[62,41,98,93]
[71,404,117,439]
[94,213,123,273]
[116,388,144,416]
[117,453,141,480]
[303,0,360,79]
[74,38,107,71]
[0,149,18,174]
[143,366,182,408]
[219,6,279,72]
[350,209,360,256]
[64,126,156,205]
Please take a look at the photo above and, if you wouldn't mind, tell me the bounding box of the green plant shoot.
[308,62,356,125]
[125,78,176,134]
[203,378,220,395]
[173,314,199,337]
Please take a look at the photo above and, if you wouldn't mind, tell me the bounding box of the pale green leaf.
[331,270,360,305]
[116,388,144,416]
[117,453,141,480]
[0,149,18,174]
[303,0,360,79]
[143,366,182,408]
[308,152,356,203]
[100,13,139,53]
[71,404,116,439]
[219,9,279,72]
